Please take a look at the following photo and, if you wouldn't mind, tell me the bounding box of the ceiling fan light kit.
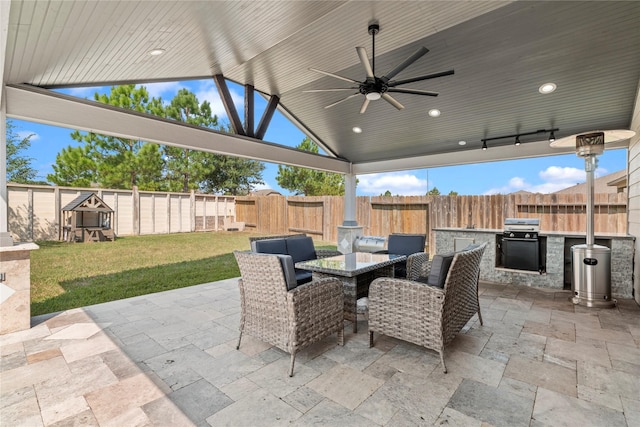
[305,23,454,113]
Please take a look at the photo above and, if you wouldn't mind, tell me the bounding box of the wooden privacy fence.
[8,186,628,246]
[236,193,628,250]
[7,183,235,242]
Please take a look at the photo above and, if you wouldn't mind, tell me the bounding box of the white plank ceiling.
[3,1,640,173]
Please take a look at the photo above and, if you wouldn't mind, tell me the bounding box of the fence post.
[190,190,196,232]
[132,186,140,235]
[166,193,171,234]
[214,196,219,230]
[27,187,33,241]
[54,186,61,240]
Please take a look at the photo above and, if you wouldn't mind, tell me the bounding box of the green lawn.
[31,231,335,316]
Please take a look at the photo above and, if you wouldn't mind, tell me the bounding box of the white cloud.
[195,81,243,120]
[251,182,272,191]
[538,166,585,184]
[357,172,428,196]
[16,130,40,141]
[143,81,182,99]
[483,165,611,195]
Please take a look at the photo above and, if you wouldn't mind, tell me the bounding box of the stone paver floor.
[2,279,639,426]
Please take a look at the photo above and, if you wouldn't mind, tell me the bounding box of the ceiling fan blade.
[303,88,360,93]
[309,68,359,84]
[388,69,455,87]
[382,46,429,81]
[359,98,370,114]
[325,93,360,109]
[387,88,439,97]
[381,93,404,110]
[356,47,374,78]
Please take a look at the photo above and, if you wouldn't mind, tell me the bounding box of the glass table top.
[295,252,406,277]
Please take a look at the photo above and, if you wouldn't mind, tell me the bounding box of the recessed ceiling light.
[539,83,557,94]
[458,140,466,146]
[428,109,441,117]
[148,48,166,56]
[352,127,362,134]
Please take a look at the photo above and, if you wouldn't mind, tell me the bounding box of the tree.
[200,155,266,195]
[6,120,38,183]
[276,138,345,196]
[382,190,392,197]
[48,85,166,190]
[448,190,459,196]
[47,85,265,193]
[164,89,219,192]
[90,86,165,190]
[47,145,98,187]
[427,187,441,195]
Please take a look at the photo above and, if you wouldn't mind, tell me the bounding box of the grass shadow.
[31,252,239,316]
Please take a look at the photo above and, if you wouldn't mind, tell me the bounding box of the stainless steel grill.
[502,218,540,272]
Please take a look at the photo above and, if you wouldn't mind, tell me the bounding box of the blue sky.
[12,79,627,196]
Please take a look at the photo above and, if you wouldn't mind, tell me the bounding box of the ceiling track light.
[480,128,559,150]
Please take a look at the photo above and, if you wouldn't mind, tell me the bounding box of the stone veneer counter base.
[433,228,634,298]
[0,243,39,334]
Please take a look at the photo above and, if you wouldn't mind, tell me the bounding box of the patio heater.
[551,129,635,307]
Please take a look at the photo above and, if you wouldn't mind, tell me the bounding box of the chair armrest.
[373,249,389,254]
[406,252,431,280]
[369,277,445,322]
[289,277,343,340]
[369,277,444,300]
[316,249,341,259]
[289,277,342,303]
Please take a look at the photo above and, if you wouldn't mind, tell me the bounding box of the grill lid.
[504,218,540,232]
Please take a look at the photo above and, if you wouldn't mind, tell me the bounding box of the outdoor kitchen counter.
[433,228,634,298]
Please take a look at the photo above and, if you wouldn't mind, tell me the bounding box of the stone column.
[0,243,39,334]
[337,172,363,253]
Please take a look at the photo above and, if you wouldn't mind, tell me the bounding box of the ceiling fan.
[304,23,454,114]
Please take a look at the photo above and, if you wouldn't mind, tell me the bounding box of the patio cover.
[2,1,639,174]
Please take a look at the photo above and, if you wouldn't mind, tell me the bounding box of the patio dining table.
[295,252,406,333]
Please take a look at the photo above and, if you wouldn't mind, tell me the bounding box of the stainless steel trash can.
[571,244,615,308]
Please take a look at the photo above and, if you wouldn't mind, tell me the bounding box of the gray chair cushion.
[254,238,287,255]
[285,236,317,264]
[295,270,313,285]
[387,234,426,256]
[275,254,298,291]
[387,234,426,278]
[286,236,317,285]
[427,253,455,288]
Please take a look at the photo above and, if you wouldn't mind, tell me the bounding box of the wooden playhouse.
[62,192,115,242]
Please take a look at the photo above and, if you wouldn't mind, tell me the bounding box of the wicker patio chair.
[375,233,427,278]
[368,243,487,373]
[234,251,344,376]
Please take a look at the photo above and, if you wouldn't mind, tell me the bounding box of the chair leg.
[477,306,484,326]
[236,330,243,350]
[440,350,447,374]
[369,331,374,348]
[289,353,296,377]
